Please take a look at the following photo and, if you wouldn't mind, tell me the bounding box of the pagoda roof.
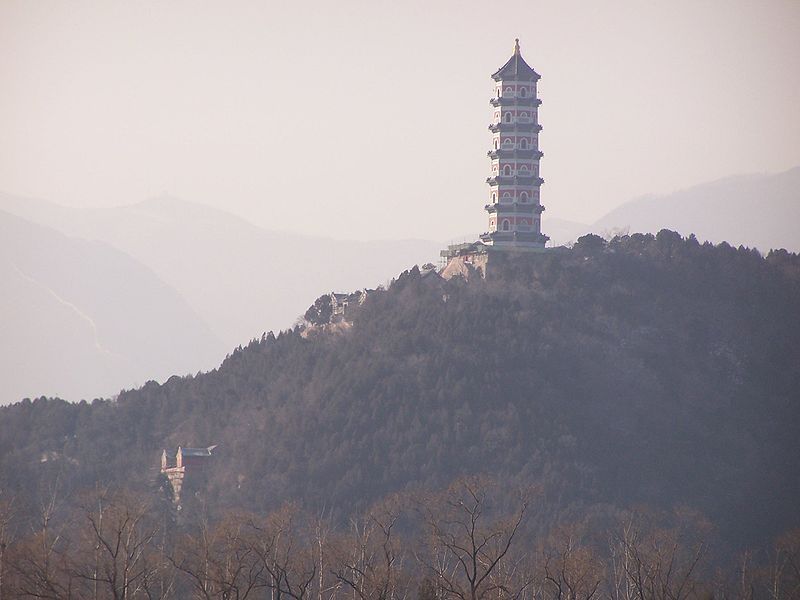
[492,39,540,82]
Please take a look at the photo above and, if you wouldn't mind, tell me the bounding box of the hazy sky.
[1,0,798,242]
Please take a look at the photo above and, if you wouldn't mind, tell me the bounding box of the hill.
[0,211,224,404]
[0,193,443,348]
[1,231,798,552]
[592,167,800,252]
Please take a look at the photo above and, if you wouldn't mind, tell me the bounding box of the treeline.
[1,231,799,556]
[0,478,798,600]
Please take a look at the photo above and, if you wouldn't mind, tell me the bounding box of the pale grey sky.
[1,0,798,241]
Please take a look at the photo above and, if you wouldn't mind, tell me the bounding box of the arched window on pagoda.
[503,112,512,123]
[503,165,512,176]
[501,219,511,231]
[519,138,528,149]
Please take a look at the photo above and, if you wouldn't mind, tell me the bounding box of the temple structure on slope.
[160,445,217,505]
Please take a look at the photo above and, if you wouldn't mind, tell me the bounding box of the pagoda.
[480,39,549,249]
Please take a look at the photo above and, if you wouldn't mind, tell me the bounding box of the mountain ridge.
[1,231,798,552]
[590,166,800,251]
[0,209,225,404]
[0,191,443,349]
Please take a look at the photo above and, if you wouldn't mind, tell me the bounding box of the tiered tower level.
[481,40,549,249]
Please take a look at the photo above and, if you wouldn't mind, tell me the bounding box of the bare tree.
[0,498,14,600]
[540,527,602,600]
[72,489,165,600]
[314,510,340,600]
[171,512,264,600]
[607,511,707,600]
[332,497,410,600]
[759,528,800,600]
[10,480,79,600]
[415,477,532,600]
[245,505,317,600]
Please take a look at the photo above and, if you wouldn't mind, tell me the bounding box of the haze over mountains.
[548,167,800,250]
[0,210,222,403]
[1,166,797,404]
[592,167,800,251]
[0,194,441,404]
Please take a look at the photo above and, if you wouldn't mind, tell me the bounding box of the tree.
[607,511,708,600]
[244,505,316,600]
[171,512,264,600]
[9,480,78,600]
[540,526,603,600]
[73,488,165,600]
[0,498,14,600]
[417,578,438,600]
[332,497,409,600]
[415,478,532,600]
[758,528,800,600]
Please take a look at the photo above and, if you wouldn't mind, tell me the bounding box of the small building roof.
[180,445,217,457]
[492,39,540,82]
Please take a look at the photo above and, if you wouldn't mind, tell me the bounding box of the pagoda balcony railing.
[486,175,544,186]
[488,149,544,159]
[480,230,550,244]
[485,202,546,214]
[490,97,542,107]
[489,122,543,133]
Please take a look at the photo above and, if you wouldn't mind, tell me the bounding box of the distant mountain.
[592,167,800,252]
[0,211,224,404]
[0,194,443,349]
[544,217,590,247]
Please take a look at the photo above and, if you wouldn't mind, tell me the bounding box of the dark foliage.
[304,295,333,326]
[1,231,799,553]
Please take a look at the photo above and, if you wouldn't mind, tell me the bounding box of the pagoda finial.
[514,38,520,55]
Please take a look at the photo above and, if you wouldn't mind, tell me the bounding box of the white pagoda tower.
[480,39,549,249]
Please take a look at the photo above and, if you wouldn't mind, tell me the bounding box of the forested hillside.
[1,231,799,558]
